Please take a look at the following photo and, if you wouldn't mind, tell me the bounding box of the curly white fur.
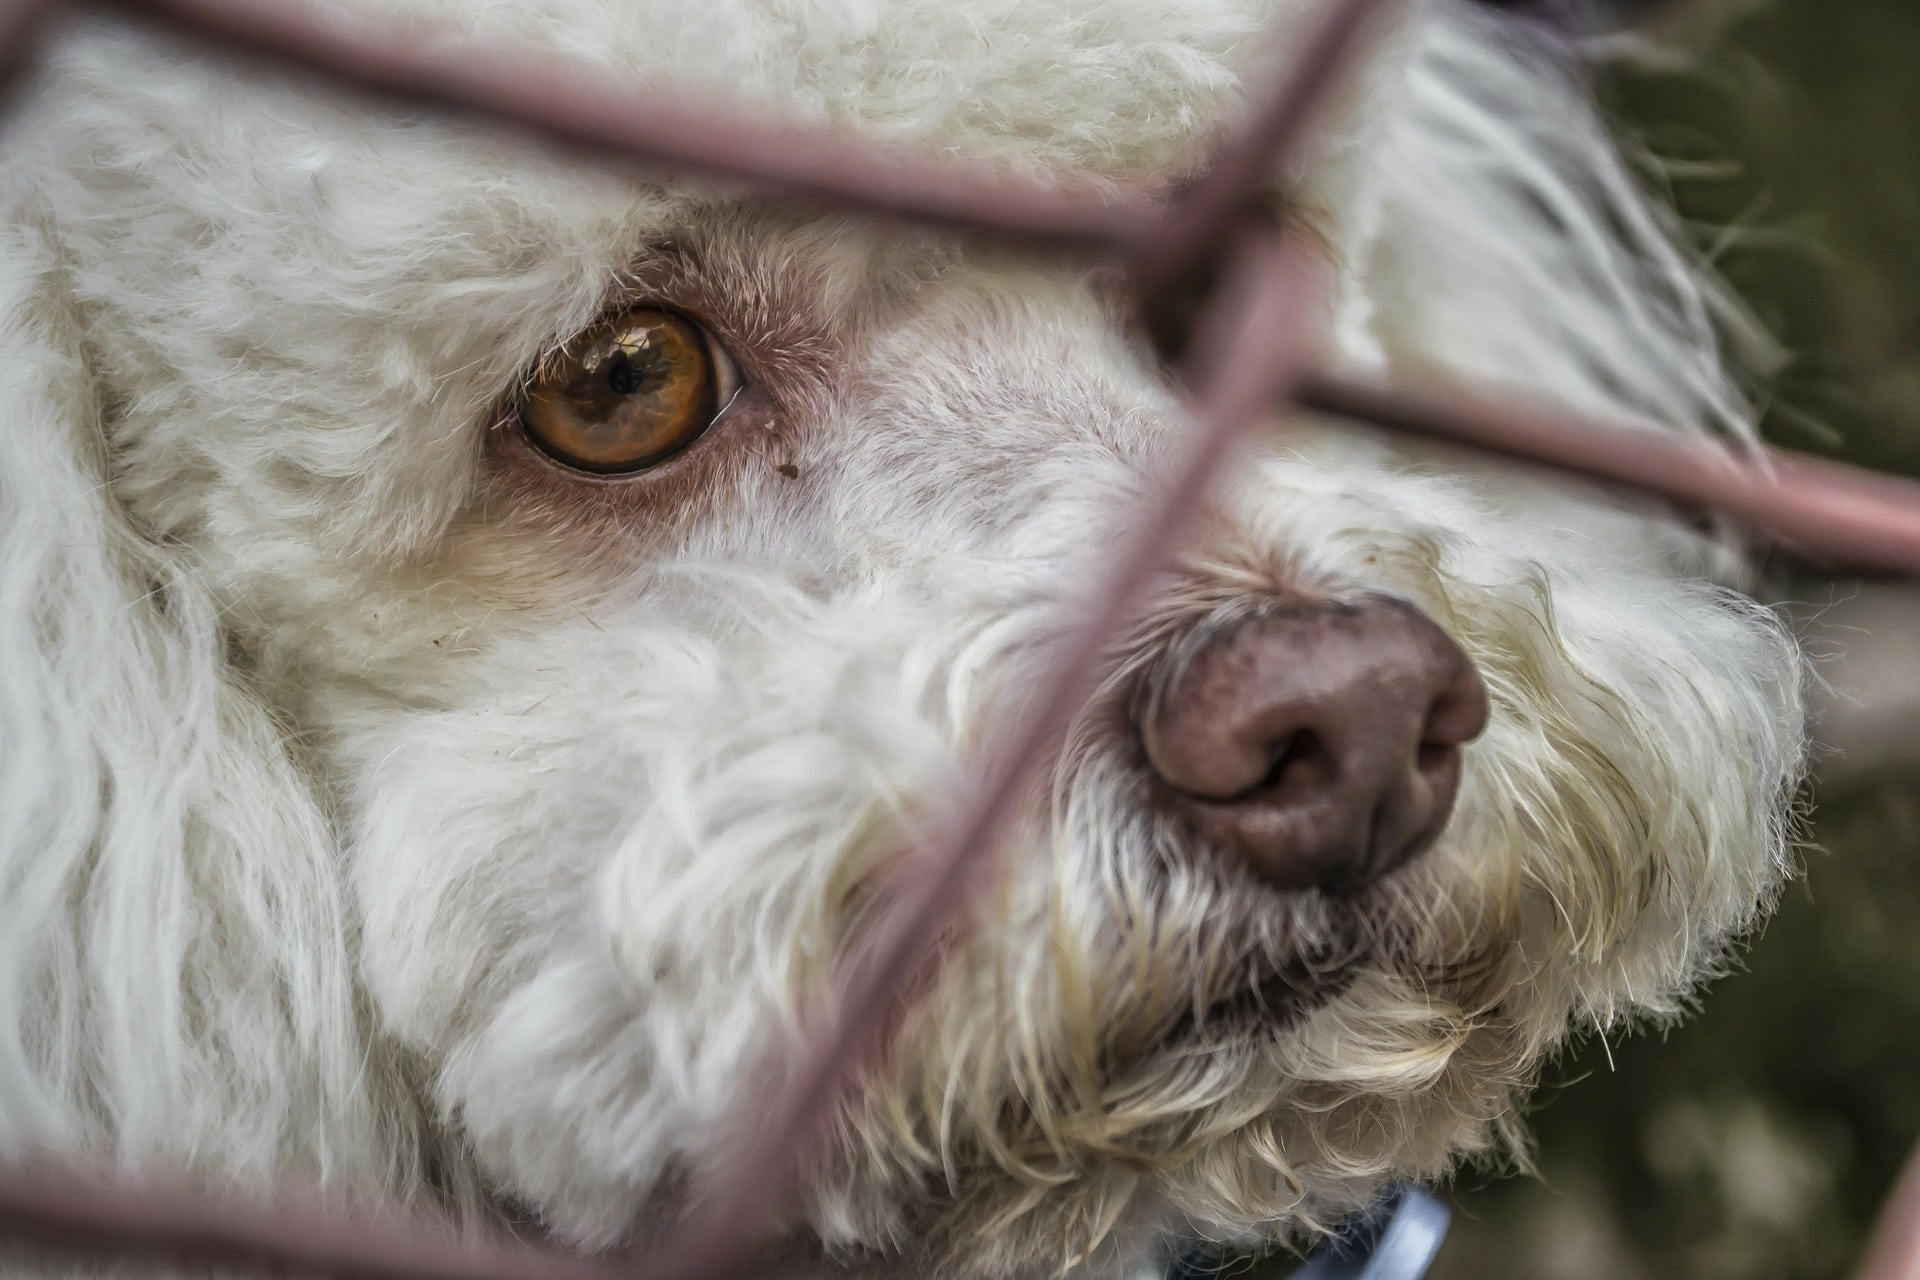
[0,1,1804,1277]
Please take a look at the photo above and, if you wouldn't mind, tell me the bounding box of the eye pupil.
[606,354,648,396]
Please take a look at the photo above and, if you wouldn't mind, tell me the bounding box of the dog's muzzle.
[1135,595,1489,893]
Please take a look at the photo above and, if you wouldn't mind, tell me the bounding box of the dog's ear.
[1356,6,1768,448]
[1339,3,1771,580]
[0,214,399,1177]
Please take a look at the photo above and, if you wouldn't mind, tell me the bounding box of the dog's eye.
[521,306,737,474]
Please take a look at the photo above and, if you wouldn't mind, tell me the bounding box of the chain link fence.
[0,0,1916,1277]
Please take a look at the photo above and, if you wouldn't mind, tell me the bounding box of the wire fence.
[0,0,1917,1278]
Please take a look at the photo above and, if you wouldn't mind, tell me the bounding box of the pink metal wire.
[0,0,61,90]
[51,0,1920,580]
[1856,1141,1920,1280]
[634,238,1334,1280]
[1,0,1918,1278]
[104,0,1152,251]
[1296,372,1920,577]
[0,1167,636,1280]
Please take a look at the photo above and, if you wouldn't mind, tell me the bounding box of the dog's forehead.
[322,0,1328,184]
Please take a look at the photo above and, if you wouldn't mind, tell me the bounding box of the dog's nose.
[1137,596,1489,893]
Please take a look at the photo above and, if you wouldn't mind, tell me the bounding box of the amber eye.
[520,305,734,474]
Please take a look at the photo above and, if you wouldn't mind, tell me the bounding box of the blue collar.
[1168,1186,1449,1280]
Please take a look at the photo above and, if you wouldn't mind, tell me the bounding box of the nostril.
[1414,739,1455,774]
[1253,729,1327,800]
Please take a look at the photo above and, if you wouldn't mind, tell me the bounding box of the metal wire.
[0,1167,636,1280]
[0,1,1917,1279]
[59,0,1920,580]
[635,236,1335,1280]
[1856,1142,1920,1280]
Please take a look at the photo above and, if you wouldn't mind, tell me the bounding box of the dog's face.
[3,0,1805,1276]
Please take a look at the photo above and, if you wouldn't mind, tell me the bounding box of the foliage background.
[1265,2,1920,1274]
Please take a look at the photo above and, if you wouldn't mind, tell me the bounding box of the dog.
[0,0,1807,1276]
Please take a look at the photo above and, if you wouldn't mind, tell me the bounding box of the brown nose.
[1136,595,1489,893]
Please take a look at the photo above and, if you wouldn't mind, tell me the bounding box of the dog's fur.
[0,1,1806,1277]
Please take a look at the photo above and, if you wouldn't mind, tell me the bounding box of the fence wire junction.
[1,1,1918,1279]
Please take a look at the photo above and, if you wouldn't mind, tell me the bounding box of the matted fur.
[0,1,1804,1278]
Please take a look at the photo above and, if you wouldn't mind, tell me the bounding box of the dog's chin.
[1196,963,1355,1042]
[1156,925,1366,1052]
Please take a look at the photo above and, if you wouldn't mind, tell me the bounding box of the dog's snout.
[1137,596,1490,893]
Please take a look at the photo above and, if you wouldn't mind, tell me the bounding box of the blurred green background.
[1279,2,1920,1275]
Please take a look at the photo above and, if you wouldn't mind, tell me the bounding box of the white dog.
[0,0,1806,1277]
